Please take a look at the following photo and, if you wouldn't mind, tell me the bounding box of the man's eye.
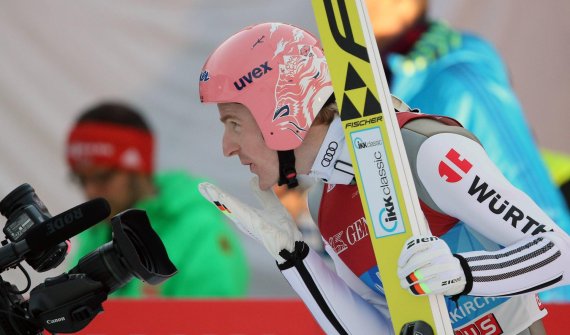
[230,121,240,129]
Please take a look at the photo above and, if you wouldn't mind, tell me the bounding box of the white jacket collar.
[309,115,354,185]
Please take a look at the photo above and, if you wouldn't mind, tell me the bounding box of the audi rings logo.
[321,141,338,167]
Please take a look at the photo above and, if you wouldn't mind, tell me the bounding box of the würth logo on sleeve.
[438,148,473,183]
[467,176,554,235]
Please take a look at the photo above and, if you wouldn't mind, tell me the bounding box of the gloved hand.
[198,177,302,264]
[397,235,466,296]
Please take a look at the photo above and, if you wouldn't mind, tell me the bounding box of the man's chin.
[257,176,277,191]
[258,182,273,191]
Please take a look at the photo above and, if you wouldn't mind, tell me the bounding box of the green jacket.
[69,171,249,298]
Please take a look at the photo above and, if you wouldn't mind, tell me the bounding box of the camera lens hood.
[110,209,177,285]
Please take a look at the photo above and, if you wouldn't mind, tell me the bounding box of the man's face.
[72,166,138,218]
[365,0,423,41]
[366,0,401,39]
[218,103,279,190]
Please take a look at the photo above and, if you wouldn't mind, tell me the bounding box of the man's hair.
[76,102,152,133]
[313,99,338,126]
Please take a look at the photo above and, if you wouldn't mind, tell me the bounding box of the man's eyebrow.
[219,114,231,123]
[219,113,237,124]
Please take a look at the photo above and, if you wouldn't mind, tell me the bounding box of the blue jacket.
[388,22,570,301]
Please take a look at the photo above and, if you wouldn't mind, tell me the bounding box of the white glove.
[198,177,302,263]
[397,235,466,296]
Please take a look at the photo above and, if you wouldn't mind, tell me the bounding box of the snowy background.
[0,0,568,297]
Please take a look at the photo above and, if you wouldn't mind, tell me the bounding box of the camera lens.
[69,243,132,293]
[123,225,156,274]
[69,209,176,293]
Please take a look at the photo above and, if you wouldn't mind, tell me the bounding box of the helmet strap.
[277,150,299,189]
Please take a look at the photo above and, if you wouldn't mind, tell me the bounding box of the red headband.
[67,122,154,174]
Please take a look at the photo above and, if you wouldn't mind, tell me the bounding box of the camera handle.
[28,273,108,334]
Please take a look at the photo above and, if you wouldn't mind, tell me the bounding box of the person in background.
[65,102,249,298]
[365,0,570,301]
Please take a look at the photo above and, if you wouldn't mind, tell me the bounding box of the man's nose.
[222,133,238,157]
[83,182,102,200]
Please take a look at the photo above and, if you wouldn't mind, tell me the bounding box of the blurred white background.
[0,0,568,297]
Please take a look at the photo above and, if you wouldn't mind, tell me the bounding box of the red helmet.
[199,22,333,151]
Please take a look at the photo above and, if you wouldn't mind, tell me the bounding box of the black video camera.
[0,184,177,334]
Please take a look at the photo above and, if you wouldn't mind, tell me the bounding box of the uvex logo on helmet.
[438,148,473,183]
[233,61,273,91]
